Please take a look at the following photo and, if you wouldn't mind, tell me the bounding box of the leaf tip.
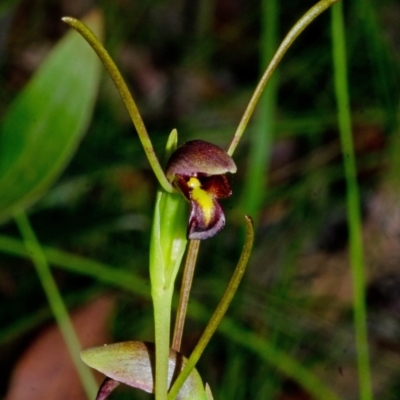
[61,16,74,25]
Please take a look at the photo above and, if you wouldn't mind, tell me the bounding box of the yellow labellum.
[187,177,214,225]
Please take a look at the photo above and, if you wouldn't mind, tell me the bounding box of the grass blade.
[14,211,98,399]
[331,3,372,399]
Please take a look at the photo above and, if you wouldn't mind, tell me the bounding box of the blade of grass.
[331,3,372,400]
[353,0,398,132]
[0,233,148,293]
[241,0,278,222]
[227,0,339,157]
[13,211,98,400]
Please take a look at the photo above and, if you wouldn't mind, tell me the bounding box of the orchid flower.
[166,140,237,240]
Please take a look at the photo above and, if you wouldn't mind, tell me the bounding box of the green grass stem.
[331,3,373,399]
[13,211,98,400]
[241,0,278,222]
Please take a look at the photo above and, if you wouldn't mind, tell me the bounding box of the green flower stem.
[13,211,98,400]
[331,4,372,400]
[226,0,339,157]
[61,16,173,193]
[153,290,174,400]
[167,216,254,400]
[150,189,188,400]
[172,239,201,352]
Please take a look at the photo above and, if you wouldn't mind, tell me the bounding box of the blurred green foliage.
[0,0,399,399]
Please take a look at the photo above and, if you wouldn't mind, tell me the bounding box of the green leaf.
[205,384,214,400]
[81,341,207,400]
[0,9,103,223]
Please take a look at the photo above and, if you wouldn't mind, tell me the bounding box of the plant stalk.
[172,239,201,352]
[14,210,98,400]
[331,3,372,400]
[150,189,188,400]
[153,290,174,400]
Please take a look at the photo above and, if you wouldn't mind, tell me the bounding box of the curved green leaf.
[0,9,103,223]
[81,341,207,400]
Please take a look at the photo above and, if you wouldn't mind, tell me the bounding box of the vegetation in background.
[0,0,399,399]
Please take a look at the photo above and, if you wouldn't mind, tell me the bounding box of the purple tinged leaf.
[81,341,207,400]
[95,378,120,400]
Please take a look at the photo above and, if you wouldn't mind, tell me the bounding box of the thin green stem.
[150,189,188,400]
[331,3,372,400]
[172,239,200,352]
[153,291,174,400]
[61,16,173,193]
[226,0,339,157]
[167,216,254,400]
[13,211,98,400]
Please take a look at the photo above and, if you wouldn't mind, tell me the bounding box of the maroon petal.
[172,174,192,200]
[188,196,225,240]
[166,140,237,182]
[200,175,232,199]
